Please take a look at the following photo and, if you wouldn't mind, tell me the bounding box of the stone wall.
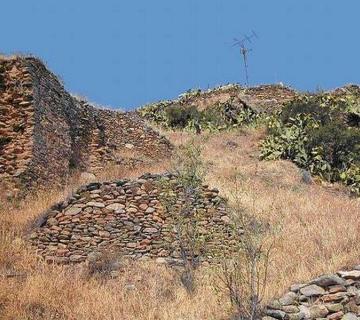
[263,268,360,320]
[0,57,35,191]
[139,83,297,118]
[29,173,235,264]
[77,99,171,171]
[0,56,172,197]
[180,84,297,113]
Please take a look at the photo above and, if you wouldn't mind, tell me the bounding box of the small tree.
[159,141,206,294]
[219,175,274,320]
[166,104,200,129]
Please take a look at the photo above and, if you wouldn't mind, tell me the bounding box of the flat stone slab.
[312,274,346,287]
[64,207,82,216]
[106,203,125,211]
[338,270,360,280]
[300,284,326,297]
[86,201,105,208]
[341,313,358,320]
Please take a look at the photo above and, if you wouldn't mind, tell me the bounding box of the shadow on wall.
[0,56,172,198]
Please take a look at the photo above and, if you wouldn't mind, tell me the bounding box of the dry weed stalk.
[159,141,207,294]
[219,172,274,320]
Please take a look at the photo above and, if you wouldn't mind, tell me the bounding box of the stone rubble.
[263,268,360,320]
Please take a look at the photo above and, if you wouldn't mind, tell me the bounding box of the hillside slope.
[1,56,360,320]
[1,127,360,320]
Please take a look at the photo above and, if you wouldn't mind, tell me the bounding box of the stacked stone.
[0,57,34,194]
[78,100,172,172]
[263,269,360,320]
[240,85,297,113]
[29,173,235,264]
[88,126,106,171]
[0,55,172,198]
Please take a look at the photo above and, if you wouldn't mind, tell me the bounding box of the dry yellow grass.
[0,161,228,320]
[0,260,227,320]
[1,128,359,319]
[165,129,360,299]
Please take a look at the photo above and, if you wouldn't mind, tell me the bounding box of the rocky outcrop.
[170,84,297,113]
[0,56,172,197]
[139,83,297,118]
[239,84,298,113]
[138,84,297,128]
[263,268,360,320]
[29,173,235,264]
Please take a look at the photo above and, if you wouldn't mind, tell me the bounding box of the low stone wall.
[29,173,235,264]
[0,56,172,197]
[263,268,360,320]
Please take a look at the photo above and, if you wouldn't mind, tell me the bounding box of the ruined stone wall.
[29,173,235,264]
[263,268,360,320]
[25,57,82,188]
[0,56,172,197]
[179,84,297,112]
[0,57,35,192]
[78,100,171,171]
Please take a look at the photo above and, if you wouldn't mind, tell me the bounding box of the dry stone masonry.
[263,268,360,320]
[0,57,34,190]
[29,173,235,264]
[0,56,172,198]
[76,98,172,172]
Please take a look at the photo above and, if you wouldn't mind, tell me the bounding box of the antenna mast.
[232,30,258,87]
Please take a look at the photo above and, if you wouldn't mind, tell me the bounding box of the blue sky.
[1,1,359,109]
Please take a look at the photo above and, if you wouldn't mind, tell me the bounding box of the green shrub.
[138,101,171,125]
[306,122,360,171]
[260,113,318,166]
[200,105,226,127]
[139,97,261,132]
[340,165,360,194]
[280,96,338,125]
[166,104,199,129]
[260,95,360,195]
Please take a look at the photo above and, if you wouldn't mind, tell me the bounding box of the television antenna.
[232,30,258,86]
